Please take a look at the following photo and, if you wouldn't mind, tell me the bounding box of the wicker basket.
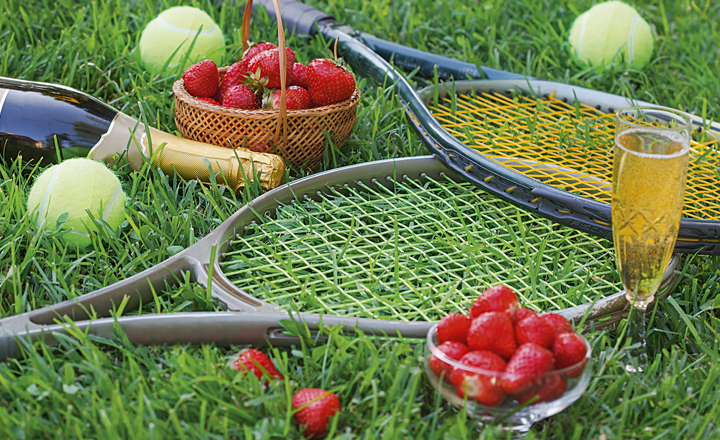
[173,0,360,171]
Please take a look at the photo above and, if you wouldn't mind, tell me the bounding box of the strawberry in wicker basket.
[173,0,360,171]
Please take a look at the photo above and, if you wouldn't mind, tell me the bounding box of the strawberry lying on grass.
[292,388,341,439]
[228,348,342,438]
[229,348,283,383]
[429,285,589,407]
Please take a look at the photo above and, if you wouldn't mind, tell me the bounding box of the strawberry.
[450,350,507,407]
[466,311,517,360]
[553,332,588,378]
[290,62,309,89]
[247,47,295,89]
[242,41,277,66]
[512,374,567,404]
[541,313,574,341]
[233,42,279,81]
[429,340,469,379]
[307,58,356,107]
[218,61,247,102]
[223,84,261,110]
[516,306,538,324]
[515,315,555,349]
[470,285,519,321]
[268,86,311,110]
[437,313,472,344]
[182,60,219,98]
[196,97,221,106]
[501,343,555,395]
[292,388,341,439]
[229,348,283,382]
[450,350,507,387]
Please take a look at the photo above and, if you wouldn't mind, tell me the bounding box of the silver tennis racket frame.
[0,156,680,361]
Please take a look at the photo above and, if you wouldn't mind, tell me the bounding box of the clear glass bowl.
[424,324,592,433]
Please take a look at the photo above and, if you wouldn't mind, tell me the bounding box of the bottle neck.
[88,112,147,170]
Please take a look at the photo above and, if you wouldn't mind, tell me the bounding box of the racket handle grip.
[145,128,286,191]
[251,0,335,36]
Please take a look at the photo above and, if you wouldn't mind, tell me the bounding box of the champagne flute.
[613,106,691,373]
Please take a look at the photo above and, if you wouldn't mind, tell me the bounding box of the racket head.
[207,156,677,326]
[0,156,681,360]
[409,79,720,255]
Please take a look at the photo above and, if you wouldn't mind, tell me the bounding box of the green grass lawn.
[1,0,720,438]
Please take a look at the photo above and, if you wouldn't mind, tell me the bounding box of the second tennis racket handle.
[145,127,286,191]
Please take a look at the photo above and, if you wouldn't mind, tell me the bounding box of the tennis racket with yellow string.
[255,0,720,255]
[0,156,680,361]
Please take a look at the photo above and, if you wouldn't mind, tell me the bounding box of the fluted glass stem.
[624,304,647,373]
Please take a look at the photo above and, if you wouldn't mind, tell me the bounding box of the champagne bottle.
[0,77,285,190]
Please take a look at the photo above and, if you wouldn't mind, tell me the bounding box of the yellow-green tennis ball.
[569,1,654,69]
[27,158,127,249]
[139,6,225,73]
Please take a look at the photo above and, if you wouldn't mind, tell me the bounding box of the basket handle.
[242,0,289,153]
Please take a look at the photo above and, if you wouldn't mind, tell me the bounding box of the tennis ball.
[569,1,654,69]
[139,6,225,73]
[27,158,127,249]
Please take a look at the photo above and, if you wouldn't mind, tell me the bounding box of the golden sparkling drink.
[612,128,690,306]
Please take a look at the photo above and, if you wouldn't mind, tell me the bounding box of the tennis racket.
[0,156,680,361]
[254,0,720,255]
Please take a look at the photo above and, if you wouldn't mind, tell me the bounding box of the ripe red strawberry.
[290,62,309,88]
[218,61,247,102]
[450,350,507,407]
[502,343,555,395]
[183,60,219,98]
[292,388,341,439]
[437,313,472,344]
[223,84,260,110]
[234,42,278,80]
[515,315,555,349]
[229,348,283,382]
[429,340,469,379]
[541,313,574,340]
[512,374,567,404]
[466,311,517,360]
[516,306,538,324]
[269,86,311,110]
[242,41,277,66]
[197,97,221,106]
[247,47,295,89]
[553,332,588,378]
[450,350,507,387]
[470,285,519,321]
[307,58,356,107]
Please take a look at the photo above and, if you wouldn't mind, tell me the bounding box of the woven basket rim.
[173,78,360,118]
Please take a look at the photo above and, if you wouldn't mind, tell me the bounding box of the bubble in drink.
[612,128,689,306]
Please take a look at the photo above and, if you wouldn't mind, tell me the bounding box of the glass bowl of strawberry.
[423,286,592,433]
